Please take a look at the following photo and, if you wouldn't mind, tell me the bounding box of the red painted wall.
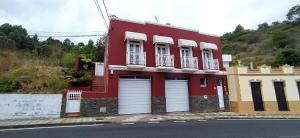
[95,18,227,99]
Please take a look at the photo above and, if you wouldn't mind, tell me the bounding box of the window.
[200,77,207,87]
[126,40,144,65]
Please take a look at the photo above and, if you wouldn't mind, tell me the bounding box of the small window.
[200,77,207,87]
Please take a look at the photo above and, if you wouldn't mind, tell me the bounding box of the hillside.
[0,24,106,93]
[221,4,300,67]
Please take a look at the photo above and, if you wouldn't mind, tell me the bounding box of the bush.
[0,63,67,93]
[70,70,92,87]
[0,74,19,92]
[60,52,75,68]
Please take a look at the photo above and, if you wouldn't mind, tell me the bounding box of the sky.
[0,0,299,44]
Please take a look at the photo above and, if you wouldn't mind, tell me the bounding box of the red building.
[79,18,229,116]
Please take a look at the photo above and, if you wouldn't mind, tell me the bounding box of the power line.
[102,0,110,19]
[93,0,108,29]
[28,34,105,37]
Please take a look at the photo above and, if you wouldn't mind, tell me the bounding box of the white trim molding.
[108,65,226,75]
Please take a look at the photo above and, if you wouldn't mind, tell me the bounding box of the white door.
[181,47,191,68]
[203,50,212,69]
[95,62,103,76]
[118,78,151,114]
[217,79,225,109]
[157,46,167,66]
[66,90,82,113]
[165,79,189,112]
[129,43,141,64]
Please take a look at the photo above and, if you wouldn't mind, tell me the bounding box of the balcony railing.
[126,52,146,66]
[181,56,198,69]
[156,54,174,67]
[203,59,219,70]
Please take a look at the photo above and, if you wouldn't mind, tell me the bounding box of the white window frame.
[180,47,193,58]
[155,43,170,56]
[126,40,143,55]
[202,49,213,63]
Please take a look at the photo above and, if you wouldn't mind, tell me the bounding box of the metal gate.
[66,90,82,113]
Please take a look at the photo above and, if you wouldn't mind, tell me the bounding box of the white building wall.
[0,94,62,119]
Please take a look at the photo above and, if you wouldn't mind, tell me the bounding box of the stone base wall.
[189,96,219,113]
[60,98,67,117]
[80,98,118,117]
[224,95,230,112]
[151,97,166,114]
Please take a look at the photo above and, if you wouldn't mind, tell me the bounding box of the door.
[66,90,82,113]
[118,77,151,114]
[129,43,141,64]
[95,62,103,76]
[157,46,167,66]
[250,82,264,111]
[181,47,191,68]
[203,50,212,69]
[165,78,189,112]
[297,81,300,99]
[274,82,288,111]
[217,79,225,110]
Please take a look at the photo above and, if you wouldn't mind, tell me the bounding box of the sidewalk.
[1,112,300,129]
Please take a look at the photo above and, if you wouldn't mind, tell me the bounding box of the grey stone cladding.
[151,97,166,114]
[189,96,220,113]
[80,98,118,116]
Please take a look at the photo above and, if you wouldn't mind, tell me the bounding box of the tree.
[233,24,244,34]
[273,49,300,66]
[271,31,289,49]
[286,5,300,21]
[257,22,269,30]
[62,38,72,51]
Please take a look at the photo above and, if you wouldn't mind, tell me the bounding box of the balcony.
[203,59,219,72]
[156,54,174,71]
[126,52,146,70]
[181,57,198,72]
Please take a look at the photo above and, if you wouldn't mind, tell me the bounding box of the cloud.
[0,0,299,43]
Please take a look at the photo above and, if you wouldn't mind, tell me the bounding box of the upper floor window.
[200,42,219,70]
[178,39,198,69]
[124,31,147,66]
[153,35,174,67]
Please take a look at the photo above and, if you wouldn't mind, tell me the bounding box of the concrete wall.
[0,94,62,119]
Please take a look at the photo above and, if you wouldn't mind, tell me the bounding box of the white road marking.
[121,122,135,125]
[216,119,300,121]
[147,121,160,124]
[280,136,300,138]
[197,120,207,122]
[173,120,186,123]
[0,124,104,132]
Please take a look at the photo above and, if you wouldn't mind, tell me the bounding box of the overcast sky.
[0,0,298,44]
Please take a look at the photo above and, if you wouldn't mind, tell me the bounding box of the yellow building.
[227,65,300,114]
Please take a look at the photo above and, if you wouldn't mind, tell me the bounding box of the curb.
[1,116,300,129]
[0,121,112,129]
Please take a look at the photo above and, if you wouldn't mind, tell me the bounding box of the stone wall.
[80,98,118,117]
[189,96,219,113]
[224,95,231,112]
[151,97,166,114]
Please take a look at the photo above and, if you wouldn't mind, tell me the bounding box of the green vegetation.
[221,4,300,67]
[0,24,106,93]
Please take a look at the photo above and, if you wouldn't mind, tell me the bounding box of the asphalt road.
[1,119,300,138]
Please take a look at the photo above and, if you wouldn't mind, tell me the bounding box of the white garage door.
[118,78,151,114]
[165,79,189,112]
